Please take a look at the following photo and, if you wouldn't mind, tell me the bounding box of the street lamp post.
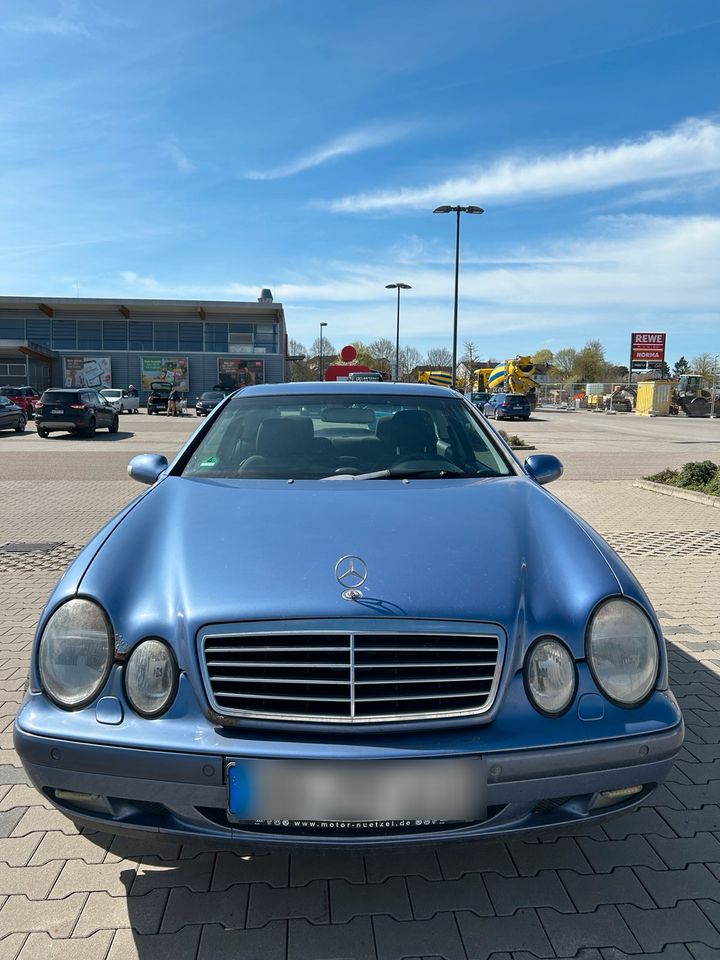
[385,283,411,382]
[433,204,484,389]
[319,322,328,381]
[711,354,719,420]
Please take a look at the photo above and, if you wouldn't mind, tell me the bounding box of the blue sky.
[2,0,719,365]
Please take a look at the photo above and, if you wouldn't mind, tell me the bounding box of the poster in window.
[63,357,112,390]
[217,359,265,390]
[140,357,189,391]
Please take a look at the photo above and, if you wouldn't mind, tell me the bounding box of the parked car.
[15,382,682,849]
[195,390,226,416]
[0,385,41,419]
[484,392,531,421]
[100,388,139,414]
[35,388,119,438]
[0,395,26,433]
[146,381,172,415]
[466,391,492,409]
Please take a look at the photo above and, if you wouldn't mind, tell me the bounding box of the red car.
[0,386,41,420]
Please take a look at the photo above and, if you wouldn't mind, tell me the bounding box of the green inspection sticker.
[199,456,218,468]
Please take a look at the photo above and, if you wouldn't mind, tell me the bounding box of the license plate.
[227,757,485,826]
[52,409,64,414]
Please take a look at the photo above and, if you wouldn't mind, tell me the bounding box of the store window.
[0,317,25,339]
[78,320,103,349]
[26,318,51,346]
[129,321,153,351]
[228,323,253,353]
[179,321,203,352]
[52,319,77,349]
[154,322,178,351]
[103,320,128,350]
[205,323,228,351]
[253,323,278,353]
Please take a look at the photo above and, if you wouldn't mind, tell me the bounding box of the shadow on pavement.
[109,643,718,959]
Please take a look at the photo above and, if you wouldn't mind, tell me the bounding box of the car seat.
[237,417,315,474]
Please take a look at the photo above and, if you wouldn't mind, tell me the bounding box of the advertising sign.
[140,357,188,392]
[217,359,264,389]
[631,333,666,363]
[63,357,112,390]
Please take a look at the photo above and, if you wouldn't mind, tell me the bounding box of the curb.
[633,479,720,509]
[510,445,535,451]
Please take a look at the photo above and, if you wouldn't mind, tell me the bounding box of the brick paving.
[0,412,719,958]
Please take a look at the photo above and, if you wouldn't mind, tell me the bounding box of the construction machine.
[418,370,453,388]
[670,374,714,417]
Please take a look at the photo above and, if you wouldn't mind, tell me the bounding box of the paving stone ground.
[0,410,719,959]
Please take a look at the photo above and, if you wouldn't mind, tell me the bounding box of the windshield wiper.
[322,467,485,481]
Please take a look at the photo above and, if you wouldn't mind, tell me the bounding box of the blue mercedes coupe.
[15,382,683,847]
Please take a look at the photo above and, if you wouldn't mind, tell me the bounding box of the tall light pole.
[433,204,484,389]
[385,283,411,382]
[319,322,328,381]
[711,354,719,420]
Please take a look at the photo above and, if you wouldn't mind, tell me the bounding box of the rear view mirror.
[524,454,563,486]
[321,407,375,424]
[128,454,169,485]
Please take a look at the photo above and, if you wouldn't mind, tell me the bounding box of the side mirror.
[524,454,563,486]
[128,453,169,485]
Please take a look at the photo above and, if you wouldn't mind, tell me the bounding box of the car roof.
[239,382,459,399]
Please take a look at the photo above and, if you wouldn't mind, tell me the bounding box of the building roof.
[0,295,284,319]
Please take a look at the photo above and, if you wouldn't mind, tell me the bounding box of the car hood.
[79,475,626,659]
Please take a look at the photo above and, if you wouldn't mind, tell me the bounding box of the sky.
[1,0,720,366]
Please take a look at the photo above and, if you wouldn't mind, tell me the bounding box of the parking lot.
[1,409,719,959]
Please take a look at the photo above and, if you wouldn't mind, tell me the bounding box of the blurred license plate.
[227,757,485,826]
[52,408,63,414]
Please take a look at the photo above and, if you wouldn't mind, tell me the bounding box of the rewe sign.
[631,332,666,363]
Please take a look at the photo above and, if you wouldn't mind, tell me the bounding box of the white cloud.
[163,137,195,174]
[244,122,419,180]
[3,1,88,37]
[326,118,720,213]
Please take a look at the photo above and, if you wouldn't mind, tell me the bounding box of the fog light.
[53,790,112,814]
[591,785,643,810]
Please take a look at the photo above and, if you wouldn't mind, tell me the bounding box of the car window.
[181,393,513,480]
[41,391,79,403]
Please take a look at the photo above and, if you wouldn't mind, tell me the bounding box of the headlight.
[525,638,576,716]
[38,599,113,709]
[587,598,659,705]
[124,639,178,717]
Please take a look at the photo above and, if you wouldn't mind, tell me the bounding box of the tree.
[398,345,423,380]
[673,356,690,377]
[691,353,717,385]
[532,348,554,367]
[368,337,395,378]
[574,339,606,383]
[286,339,315,382]
[459,340,481,393]
[310,336,337,362]
[552,347,577,383]
[426,346,452,368]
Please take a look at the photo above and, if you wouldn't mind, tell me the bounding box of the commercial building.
[0,292,287,398]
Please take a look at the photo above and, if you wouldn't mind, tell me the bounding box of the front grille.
[200,628,503,723]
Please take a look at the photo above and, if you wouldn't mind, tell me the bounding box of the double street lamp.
[385,282,412,381]
[433,204,484,389]
[319,322,328,381]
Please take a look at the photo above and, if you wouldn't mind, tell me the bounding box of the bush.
[678,460,718,488]
[646,460,719,497]
[646,468,680,485]
[705,471,720,497]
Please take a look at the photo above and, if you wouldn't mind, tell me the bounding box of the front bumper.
[14,714,683,849]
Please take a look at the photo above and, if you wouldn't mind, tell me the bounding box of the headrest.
[380,409,437,450]
[256,417,314,457]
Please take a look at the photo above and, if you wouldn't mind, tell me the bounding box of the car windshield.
[102,390,121,398]
[181,393,514,480]
[200,392,224,401]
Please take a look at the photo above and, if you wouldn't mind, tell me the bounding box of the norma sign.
[631,332,666,363]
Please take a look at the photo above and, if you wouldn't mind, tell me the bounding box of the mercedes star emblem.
[334,555,368,589]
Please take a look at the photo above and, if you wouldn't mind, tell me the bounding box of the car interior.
[183,398,511,479]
